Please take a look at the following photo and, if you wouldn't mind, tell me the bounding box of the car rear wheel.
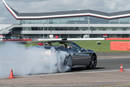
[87,54,97,69]
[57,56,72,72]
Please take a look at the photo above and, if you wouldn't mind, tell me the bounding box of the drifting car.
[37,40,97,72]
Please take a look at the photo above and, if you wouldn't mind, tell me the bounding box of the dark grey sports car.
[38,40,97,72]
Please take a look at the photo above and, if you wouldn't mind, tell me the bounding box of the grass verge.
[25,40,130,53]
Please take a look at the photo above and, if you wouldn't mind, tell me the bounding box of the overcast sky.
[1,0,130,24]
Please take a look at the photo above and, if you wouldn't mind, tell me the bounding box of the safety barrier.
[106,38,130,40]
[110,41,130,51]
[37,38,105,41]
[3,39,32,41]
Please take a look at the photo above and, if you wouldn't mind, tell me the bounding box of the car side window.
[68,43,81,52]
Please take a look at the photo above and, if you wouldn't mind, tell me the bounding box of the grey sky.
[1,0,130,24]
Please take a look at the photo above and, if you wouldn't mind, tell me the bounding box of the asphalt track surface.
[98,58,130,70]
[1,57,130,87]
[72,57,130,72]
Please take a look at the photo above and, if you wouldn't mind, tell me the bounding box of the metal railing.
[21,30,130,34]
[14,24,130,27]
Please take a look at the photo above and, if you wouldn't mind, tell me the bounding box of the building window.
[109,19,119,24]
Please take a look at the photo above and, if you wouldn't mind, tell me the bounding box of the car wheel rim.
[91,55,97,68]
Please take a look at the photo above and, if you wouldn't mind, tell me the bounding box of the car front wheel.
[87,54,97,69]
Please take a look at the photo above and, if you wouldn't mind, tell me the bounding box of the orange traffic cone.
[9,69,14,79]
[120,64,124,72]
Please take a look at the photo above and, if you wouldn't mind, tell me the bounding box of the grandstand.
[2,0,130,39]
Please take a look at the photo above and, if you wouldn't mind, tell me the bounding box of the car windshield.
[44,41,68,48]
[70,42,81,50]
[43,41,82,50]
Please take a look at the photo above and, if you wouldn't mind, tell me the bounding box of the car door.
[79,48,91,64]
[70,43,90,65]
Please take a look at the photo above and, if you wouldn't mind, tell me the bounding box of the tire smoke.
[0,42,69,78]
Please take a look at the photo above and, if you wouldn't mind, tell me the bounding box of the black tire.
[87,54,97,69]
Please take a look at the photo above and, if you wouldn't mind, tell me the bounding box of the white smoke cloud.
[0,42,70,78]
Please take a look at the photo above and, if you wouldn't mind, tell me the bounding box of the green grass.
[74,40,130,52]
[7,40,130,53]
[74,40,110,52]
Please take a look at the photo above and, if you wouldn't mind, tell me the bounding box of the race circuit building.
[2,0,130,39]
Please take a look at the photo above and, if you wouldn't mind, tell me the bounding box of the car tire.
[64,55,72,71]
[57,55,72,72]
[87,54,97,69]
